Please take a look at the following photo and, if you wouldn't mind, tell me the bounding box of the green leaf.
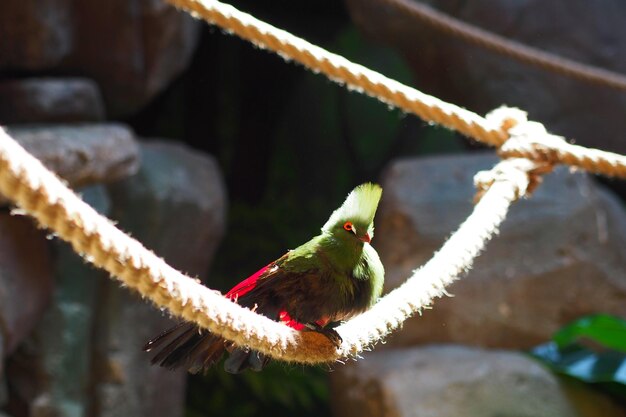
[552,314,626,352]
[530,314,626,402]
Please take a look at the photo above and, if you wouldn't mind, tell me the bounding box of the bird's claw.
[304,323,343,348]
[320,328,343,348]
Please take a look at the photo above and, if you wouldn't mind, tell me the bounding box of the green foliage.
[185,361,330,417]
[530,314,626,402]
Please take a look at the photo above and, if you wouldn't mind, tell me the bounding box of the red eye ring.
[343,221,354,232]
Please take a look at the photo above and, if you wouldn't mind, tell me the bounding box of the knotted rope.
[0,0,624,364]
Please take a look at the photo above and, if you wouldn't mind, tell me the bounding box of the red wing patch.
[225,264,270,301]
[225,261,329,331]
[279,311,330,331]
[278,311,305,330]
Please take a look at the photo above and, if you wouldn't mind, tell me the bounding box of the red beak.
[359,233,371,243]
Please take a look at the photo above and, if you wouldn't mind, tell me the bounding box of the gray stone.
[7,124,140,188]
[92,140,227,417]
[0,0,199,117]
[345,0,626,155]
[3,186,109,417]
[36,186,109,417]
[107,140,227,276]
[31,393,60,417]
[0,363,7,405]
[0,214,54,355]
[0,78,105,124]
[66,0,200,116]
[376,153,626,349]
[0,0,73,70]
[0,333,3,379]
[331,345,626,417]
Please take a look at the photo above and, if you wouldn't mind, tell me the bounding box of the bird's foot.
[304,322,343,348]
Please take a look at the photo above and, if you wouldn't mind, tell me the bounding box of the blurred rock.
[0,78,105,124]
[107,140,227,275]
[0,0,73,70]
[0,335,3,379]
[30,394,58,417]
[67,0,199,116]
[376,153,626,349]
[7,124,140,188]
[331,345,626,417]
[92,140,227,417]
[0,358,6,404]
[12,186,110,417]
[0,0,199,117]
[0,214,53,355]
[345,0,626,155]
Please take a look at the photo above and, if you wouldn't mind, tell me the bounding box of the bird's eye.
[343,221,354,232]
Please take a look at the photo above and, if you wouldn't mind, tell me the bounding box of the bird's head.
[322,183,383,245]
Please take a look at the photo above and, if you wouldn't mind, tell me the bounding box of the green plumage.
[145,183,385,373]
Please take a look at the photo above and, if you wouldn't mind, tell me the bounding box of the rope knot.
[485,106,528,141]
[475,106,564,202]
[486,106,570,165]
[473,158,554,203]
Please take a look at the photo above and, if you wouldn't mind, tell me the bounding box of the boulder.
[0,0,73,70]
[91,140,227,417]
[0,0,199,117]
[376,153,626,349]
[0,78,105,124]
[106,140,227,275]
[66,0,200,116]
[345,0,626,155]
[37,187,109,417]
[0,377,6,408]
[3,186,109,417]
[7,124,140,189]
[0,214,54,356]
[331,345,626,417]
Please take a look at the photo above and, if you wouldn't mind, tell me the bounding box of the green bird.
[144,183,384,374]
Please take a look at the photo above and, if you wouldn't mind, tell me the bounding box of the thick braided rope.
[381,0,626,91]
[487,107,626,178]
[499,136,626,178]
[167,0,626,179]
[0,126,536,363]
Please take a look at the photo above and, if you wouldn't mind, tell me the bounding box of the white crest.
[322,183,383,231]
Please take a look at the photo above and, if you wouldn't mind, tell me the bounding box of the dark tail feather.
[145,304,279,373]
[143,322,226,373]
[223,348,270,374]
[143,321,188,351]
